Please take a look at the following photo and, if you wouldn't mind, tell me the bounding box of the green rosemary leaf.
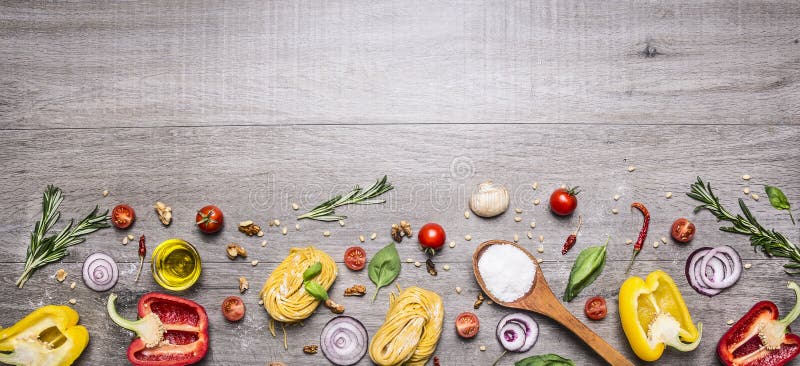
[297,176,393,221]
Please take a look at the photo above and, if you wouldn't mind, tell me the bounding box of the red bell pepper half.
[718,281,800,366]
[107,292,209,366]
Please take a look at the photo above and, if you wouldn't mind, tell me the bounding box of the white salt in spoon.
[473,240,634,366]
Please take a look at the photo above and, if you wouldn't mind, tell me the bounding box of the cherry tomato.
[455,312,480,338]
[344,246,367,271]
[584,296,607,321]
[418,223,446,252]
[196,205,224,234]
[111,204,135,229]
[671,218,696,243]
[549,187,580,216]
[221,296,245,322]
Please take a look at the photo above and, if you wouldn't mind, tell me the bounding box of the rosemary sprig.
[297,176,393,221]
[687,177,800,274]
[16,185,110,288]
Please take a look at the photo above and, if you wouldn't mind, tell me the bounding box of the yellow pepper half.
[619,270,702,362]
[0,305,89,366]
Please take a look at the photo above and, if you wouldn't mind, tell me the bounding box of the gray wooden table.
[1,1,799,365]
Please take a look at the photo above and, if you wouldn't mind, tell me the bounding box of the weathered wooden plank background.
[1,1,799,365]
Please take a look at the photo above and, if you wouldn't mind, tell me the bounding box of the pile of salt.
[477,244,537,302]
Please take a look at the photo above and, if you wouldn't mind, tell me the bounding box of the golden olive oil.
[151,238,201,291]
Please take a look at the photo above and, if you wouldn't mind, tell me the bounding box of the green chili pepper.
[304,280,329,301]
[563,236,609,302]
[303,261,322,282]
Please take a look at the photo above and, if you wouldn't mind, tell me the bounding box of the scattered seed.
[527,232,533,239]
[102,190,109,197]
[627,165,636,172]
[611,208,619,214]
[464,234,472,241]
[613,194,621,201]
[464,210,470,219]
[122,237,129,245]
[56,269,67,282]
[744,263,752,269]
[533,199,541,205]
[742,174,751,181]
[515,208,523,214]
[258,230,265,237]
[560,184,567,189]
[127,234,135,241]
[514,216,522,222]
[653,241,660,248]
[538,235,544,242]
[323,231,330,237]
[443,264,451,271]
[743,187,751,194]
[487,300,494,305]
[258,299,264,305]
[359,235,365,242]
[537,245,544,253]
[513,234,519,242]
[479,346,486,352]
[455,286,462,294]
[251,260,259,266]
[414,261,421,267]
[292,203,299,210]
[727,319,734,326]
[282,227,288,235]
[751,193,760,201]
[370,233,377,240]
[69,281,76,289]
[536,258,543,264]
[449,241,456,248]
[530,221,536,228]
[665,192,673,199]
[339,220,345,227]
[661,237,668,244]
[68,298,77,305]
[626,239,633,245]
[532,182,539,190]
[406,258,413,263]
[295,223,300,231]
[261,240,267,247]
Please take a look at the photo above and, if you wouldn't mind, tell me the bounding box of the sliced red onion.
[685,246,741,297]
[82,253,118,292]
[320,316,368,366]
[496,313,539,352]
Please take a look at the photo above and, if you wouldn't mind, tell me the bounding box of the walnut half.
[238,220,261,236]
[238,276,249,293]
[226,243,248,259]
[154,201,172,226]
[344,284,366,297]
[302,345,318,354]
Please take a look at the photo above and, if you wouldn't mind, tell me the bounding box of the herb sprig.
[297,176,393,221]
[688,177,800,274]
[17,186,110,288]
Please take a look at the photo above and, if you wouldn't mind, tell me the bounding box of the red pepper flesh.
[718,282,800,366]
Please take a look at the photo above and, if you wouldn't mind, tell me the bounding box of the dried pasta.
[369,286,443,366]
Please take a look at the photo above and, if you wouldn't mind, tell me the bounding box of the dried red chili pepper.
[561,215,583,255]
[433,356,441,366]
[718,281,800,366]
[107,292,209,366]
[135,234,145,282]
[625,202,650,273]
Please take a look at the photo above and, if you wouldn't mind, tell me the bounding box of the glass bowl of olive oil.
[151,238,201,291]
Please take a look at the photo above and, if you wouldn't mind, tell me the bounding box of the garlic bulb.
[469,181,510,218]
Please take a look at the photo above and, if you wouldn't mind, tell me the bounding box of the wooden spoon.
[473,240,634,366]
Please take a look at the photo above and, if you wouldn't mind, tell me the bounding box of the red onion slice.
[685,246,741,296]
[685,247,721,296]
[320,316,368,366]
[82,253,119,292]
[496,313,539,352]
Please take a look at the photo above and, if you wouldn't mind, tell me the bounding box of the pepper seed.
[743,187,751,194]
[613,194,621,201]
[627,165,636,172]
[611,208,619,214]
[532,182,539,190]
[414,261,421,267]
[449,241,456,248]
[359,235,365,242]
[533,199,541,205]
[751,193,760,201]
[443,264,451,271]
[744,263,752,269]
[323,231,330,237]
[464,234,472,241]
[665,192,673,199]
[292,203,299,210]
[370,233,377,240]
[742,174,751,180]
[514,216,522,222]
[455,286,462,294]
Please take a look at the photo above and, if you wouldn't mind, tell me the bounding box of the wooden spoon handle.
[544,300,634,366]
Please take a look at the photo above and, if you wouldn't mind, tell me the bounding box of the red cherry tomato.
[455,312,480,338]
[196,205,224,233]
[222,296,245,322]
[671,218,696,243]
[549,187,580,216]
[418,223,446,252]
[584,296,607,321]
[344,246,367,271]
[111,204,135,229]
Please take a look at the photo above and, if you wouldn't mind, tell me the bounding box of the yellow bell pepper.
[0,305,89,366]
[619,270,702,361]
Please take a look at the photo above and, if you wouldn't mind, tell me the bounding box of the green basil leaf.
[304,280,328,301]
[302,261,322,282]
[515,353,576,366]
[563,242,607,302]
[765,185,795,225]
[368,243,401,302]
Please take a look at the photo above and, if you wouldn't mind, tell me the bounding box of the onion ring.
[82,253,119,292]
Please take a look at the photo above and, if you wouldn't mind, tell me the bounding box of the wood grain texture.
[1,0,799,129]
